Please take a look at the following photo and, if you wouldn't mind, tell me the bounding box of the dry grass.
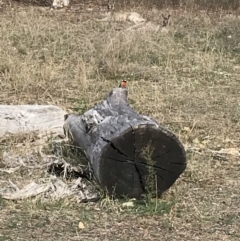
[0,3,240,241]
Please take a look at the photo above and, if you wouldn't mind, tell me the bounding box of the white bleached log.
[0,105,67,138]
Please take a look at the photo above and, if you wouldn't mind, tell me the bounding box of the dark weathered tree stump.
[64,88,186,198]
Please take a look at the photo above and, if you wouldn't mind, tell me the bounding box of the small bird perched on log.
[119,80,127,88]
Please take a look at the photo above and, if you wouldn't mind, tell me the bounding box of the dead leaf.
[122,201,134,207]
[183,127,191,132]
[193,138,200,144]
[199,143,206,149]
[78,221,85,229]
[202,139,209,145]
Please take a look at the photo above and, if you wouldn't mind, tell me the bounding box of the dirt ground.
[0,1,240,240]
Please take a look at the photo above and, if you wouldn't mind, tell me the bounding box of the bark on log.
[0,105,67,138]
[64,88,186,198]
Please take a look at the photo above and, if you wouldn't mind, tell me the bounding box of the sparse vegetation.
[0,0,240,240]
[141,143,157,196]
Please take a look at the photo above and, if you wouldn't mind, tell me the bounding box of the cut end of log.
[99,124,186,198]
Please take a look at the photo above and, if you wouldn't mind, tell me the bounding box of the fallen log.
[64,88,186,198]
[0,105,67,138]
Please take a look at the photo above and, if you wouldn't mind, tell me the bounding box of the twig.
[8,179,19,191]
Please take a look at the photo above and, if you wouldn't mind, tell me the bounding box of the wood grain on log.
[64,88,186,198]
[0,105,67,138]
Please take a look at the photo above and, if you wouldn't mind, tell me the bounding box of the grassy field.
[0,2,240,240]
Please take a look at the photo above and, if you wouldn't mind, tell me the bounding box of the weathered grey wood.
[0,105,67,138]
[64,88,186,198]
